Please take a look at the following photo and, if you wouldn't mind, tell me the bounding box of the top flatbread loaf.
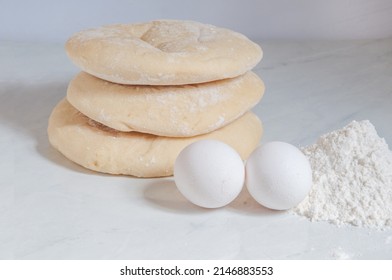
[65,19,262,85]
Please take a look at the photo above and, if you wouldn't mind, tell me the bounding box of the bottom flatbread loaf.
[48,99,262,177]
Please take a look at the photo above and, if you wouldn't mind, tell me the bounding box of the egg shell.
[174,139,245,208]
[245,141,312,210]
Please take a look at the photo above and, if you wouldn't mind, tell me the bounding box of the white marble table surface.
[1,39,392,259]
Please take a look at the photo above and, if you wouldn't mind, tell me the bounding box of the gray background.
[1,0,392,42]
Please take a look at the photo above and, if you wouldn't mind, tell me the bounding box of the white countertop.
[1,39,392,259]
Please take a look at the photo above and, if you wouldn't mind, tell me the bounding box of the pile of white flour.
[293,120,392,228]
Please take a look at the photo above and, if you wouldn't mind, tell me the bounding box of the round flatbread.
[48,99,262,178]
[67,71,264,137]
[65,19,262,85]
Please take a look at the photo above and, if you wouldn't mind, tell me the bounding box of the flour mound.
[293,120,392,228]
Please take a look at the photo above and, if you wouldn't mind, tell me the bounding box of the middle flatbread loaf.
[67,71,264,137]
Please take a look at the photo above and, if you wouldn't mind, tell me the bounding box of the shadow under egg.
[143,178,211,214]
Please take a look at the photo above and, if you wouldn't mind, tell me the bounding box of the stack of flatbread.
[48,20,265,177]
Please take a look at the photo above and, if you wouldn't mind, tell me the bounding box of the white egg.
[245,141,312,210]
[174,140,244,208]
